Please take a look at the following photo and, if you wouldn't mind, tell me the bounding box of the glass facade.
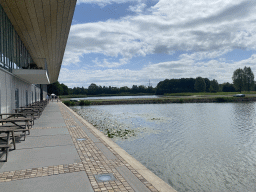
[0,4,33,72]
[0,89,1,113]
[15,88,19,108]
[26,90,28,106]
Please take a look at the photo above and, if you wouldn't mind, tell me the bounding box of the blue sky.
[59,0,256,88]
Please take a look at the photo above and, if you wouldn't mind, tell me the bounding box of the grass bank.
[165,91,256,96]
[89,96,256,105]
[60,95,87,99]
[62,94,256,106]
[60,92,155,99]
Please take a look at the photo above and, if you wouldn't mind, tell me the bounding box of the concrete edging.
[62,103,177,192]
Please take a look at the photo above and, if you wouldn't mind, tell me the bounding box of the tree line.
[47,66,254,96]
[155,77,219,94]
[232,66,254,92]
[47,82,155,96]
[156,66,254,94]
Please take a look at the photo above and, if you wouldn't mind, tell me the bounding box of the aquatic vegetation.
[71,107,137,139]
[79,100,91,106]
[151,118,160,120]
[63,100,75,106]
[106,128,135,139]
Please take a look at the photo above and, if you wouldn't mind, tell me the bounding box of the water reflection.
[72,103,256,192]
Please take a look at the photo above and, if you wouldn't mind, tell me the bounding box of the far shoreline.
[61,95,256,106]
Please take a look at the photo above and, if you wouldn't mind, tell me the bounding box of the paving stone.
[0,103,159,192]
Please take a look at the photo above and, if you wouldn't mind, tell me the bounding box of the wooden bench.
[15,108,42,119]
[13,128,29,141]
[0,113,35,125]
[0,144,12,162]
[0,118,32,135]
[0,126,30,151]
[0,129,28,142]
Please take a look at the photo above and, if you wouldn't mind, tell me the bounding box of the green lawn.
[164,91,256,96]
[60,92,155,99]
[59,95,87,99]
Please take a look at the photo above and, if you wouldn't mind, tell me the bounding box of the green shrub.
[84,100,91,105]
[79,100,85,106]
[215,97,226,102]
[215,97,236,102]
[70,101,75,106]
[79,100,91,106]
[63,100,71,106]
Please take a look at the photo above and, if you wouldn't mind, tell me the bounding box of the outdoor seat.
[13,128,30,140]
[1,113,35,126]
[0,126,29,144]
[0,144,12,162]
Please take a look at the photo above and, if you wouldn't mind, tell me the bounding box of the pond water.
[71,103,256,192]
[70,95,161,100]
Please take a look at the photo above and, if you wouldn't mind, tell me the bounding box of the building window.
[0,4,33,72]
[26,90,28,106]
[15,88,19,108]
[35,88,37,102]
[0,89,1,113]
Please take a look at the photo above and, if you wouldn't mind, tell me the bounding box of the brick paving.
[0,163,84,182]
[59,104,158,192]
[0,102,161,192]
[31,126,67,129]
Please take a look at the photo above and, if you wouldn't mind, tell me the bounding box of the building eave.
[13,69,50,84]
[0,0,77,83]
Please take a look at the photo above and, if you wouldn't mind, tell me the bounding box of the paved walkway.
[0,102,176,192]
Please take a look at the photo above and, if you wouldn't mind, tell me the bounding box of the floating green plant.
[105,128,135,139]
[71,108,137,139]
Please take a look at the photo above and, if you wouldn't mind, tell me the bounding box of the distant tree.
[87,83,99,95]
[147,86,154,93]
[155,79,171,95]
[47,81,63,95]
[232,68,244,93]
[68,88,73,95]
[80,86,88,95]
[111,87,119,94]
[73,87,81,95]
[204,78,211,92]
[61,83,69,95]
[194,77,206,92]
[232,68,244,92]
[98,86,103,94]
[243,66,254,91]
[138,85,147,93]
[131,85,139,93]
[209,79,219,92]
[155,78,197,95]
[222,82,236,92]
[120,86,130,93]
[102,86,109,94]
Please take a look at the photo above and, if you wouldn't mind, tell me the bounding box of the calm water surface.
[72,103,256,192]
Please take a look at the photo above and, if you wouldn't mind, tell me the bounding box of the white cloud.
[92,57,128,68]
[128,3,146,13]
[64,0,256,65]
[77,0,138,7]
[60,54,256,88]
[62,0,256,86]
[63,20,147,66]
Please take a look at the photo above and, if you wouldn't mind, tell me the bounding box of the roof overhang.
[0,0,77,83]
[13,69,50,84]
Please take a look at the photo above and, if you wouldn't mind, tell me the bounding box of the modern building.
[0,0,76,113]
